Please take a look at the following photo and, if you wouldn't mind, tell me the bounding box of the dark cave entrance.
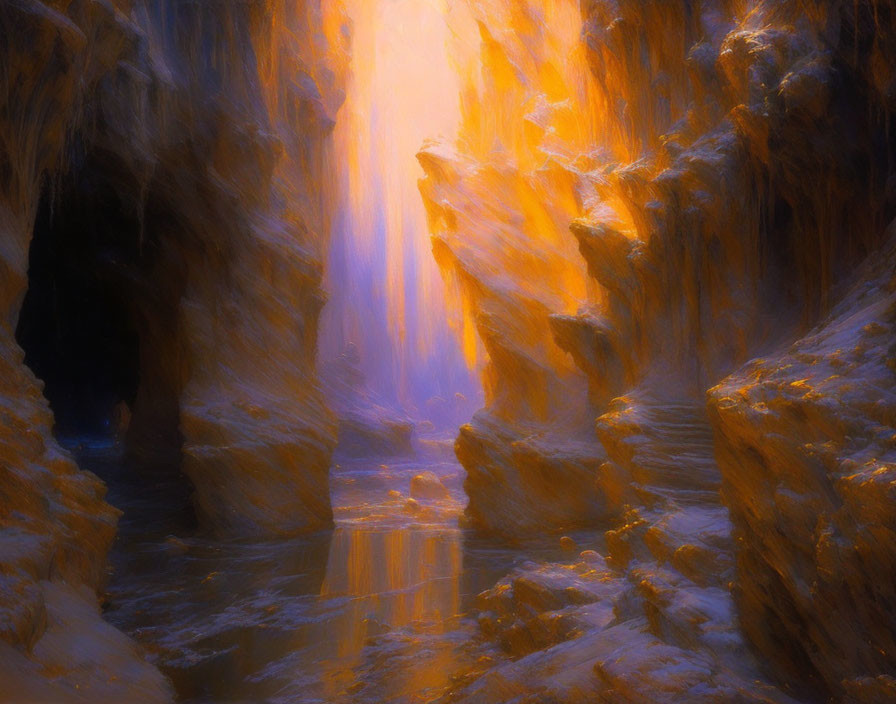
[16,182,142,440]
[15,162,197,532]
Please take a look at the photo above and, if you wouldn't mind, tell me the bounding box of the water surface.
[71,440,599,703]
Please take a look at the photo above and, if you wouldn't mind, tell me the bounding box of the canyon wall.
[0,0,345,698]
[709,230,896,700]
[419,0,609,536]
[426,0,896,700]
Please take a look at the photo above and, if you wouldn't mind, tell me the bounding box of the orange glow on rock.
[419,0,601,423]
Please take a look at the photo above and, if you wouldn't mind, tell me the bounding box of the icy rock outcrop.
[457,550,795,704]
[564,2,896,696]
[457,397,791,703]
[710,232,896,700]
[475,554,620,657]
[1,0,345,696]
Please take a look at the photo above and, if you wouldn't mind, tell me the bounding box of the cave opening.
[15,157,197,531]
[16,177,142,440]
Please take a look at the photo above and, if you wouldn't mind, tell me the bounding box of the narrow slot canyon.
[2,1,896,703]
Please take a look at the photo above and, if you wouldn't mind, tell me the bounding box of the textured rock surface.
[447,391,792,703]
[418,0,605,535]
[426,0,896,700]
[2,0,346,529]
[0,1,168,698]
[0,582,172,702]
[409,471,451,501]
[710,232,896,699]
[455,549,794,704]
[1,0,345,697]
[454,415,607,536]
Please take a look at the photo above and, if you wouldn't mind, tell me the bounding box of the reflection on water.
[316,523,467,703]
[322,526,463,652]
[70,443,597,703]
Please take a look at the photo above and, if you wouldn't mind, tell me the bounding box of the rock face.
[709,232,896,699]
[425,0,896,700]
[418,0,607,536]
[1,0,346,697]
[459,549,795,704]
[3,0,346,531]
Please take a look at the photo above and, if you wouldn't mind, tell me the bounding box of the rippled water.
[70,440,599,703]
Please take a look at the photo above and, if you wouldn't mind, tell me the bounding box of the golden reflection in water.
[319,524,463,699]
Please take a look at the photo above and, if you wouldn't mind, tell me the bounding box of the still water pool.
[70,440,598,703]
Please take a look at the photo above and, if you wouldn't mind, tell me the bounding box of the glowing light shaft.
[320,0,480,409]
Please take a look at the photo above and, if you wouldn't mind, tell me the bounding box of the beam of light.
[319,0,482,414]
